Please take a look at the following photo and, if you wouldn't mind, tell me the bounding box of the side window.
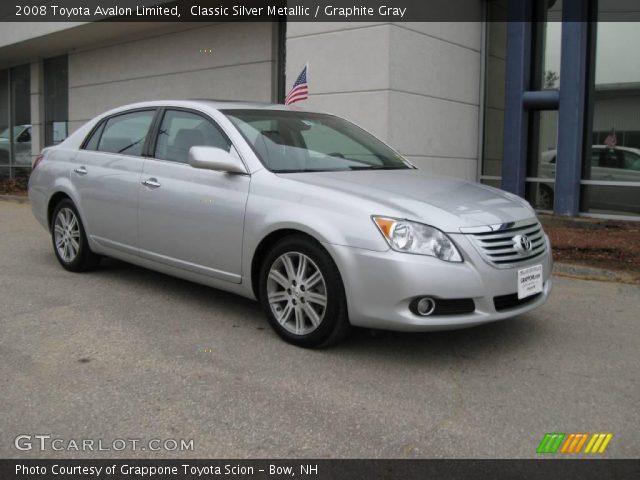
[154,109,231,163]
[97,110,155,156]
[17,127,31,143]
[594,148,623,169]
[84,121,105,151]
[622,150,640,171]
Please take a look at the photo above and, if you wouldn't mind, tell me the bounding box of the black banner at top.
[2,0,640,22]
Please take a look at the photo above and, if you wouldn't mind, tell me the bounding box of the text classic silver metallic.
[29,100,552,347]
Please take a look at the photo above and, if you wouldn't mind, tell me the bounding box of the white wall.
[285,16,484,181]
[285,22,391,140]
[68,22,276,132]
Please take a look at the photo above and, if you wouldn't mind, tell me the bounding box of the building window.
[0,69,9,177]
[525,1,562,211]
[481,0,507,181]
[481,0,561,212]
[582,17,640,217]
[44,55,68,146]
[0,64,31,179]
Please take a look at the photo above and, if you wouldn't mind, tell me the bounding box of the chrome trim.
[462,219,547,269]
[459,218,538,234]
[525,177,555,183]
[580,179,640,187]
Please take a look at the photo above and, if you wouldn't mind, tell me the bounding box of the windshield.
[222,110,412,173]
[0,126,27,140]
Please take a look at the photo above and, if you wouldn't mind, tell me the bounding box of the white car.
[535,145,640,213]
[0,124,32,167]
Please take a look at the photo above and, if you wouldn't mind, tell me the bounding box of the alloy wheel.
[53,207,81,263]
[266,252,328,335]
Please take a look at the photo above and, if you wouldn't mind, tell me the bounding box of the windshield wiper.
[118,136,146,154]
[272,168,349,173]
[347,165,409,170]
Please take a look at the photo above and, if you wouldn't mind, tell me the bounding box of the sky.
[545,22,640,86]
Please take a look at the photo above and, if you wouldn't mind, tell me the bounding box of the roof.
[188,99,290,110]
[97,99,320,118]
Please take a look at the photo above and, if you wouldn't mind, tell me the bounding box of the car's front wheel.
[51,199,99,272]
[259,236,351,348]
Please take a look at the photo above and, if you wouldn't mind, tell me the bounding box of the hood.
[278,169,535,232]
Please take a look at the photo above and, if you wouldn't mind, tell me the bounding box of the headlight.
[372,216,463,262]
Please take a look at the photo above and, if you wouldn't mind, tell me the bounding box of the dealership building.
[0,0,638,218]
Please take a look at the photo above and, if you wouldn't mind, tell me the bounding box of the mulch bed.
[0,177,28,196]
[539,214,640,279]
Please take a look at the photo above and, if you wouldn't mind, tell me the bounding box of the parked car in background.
[535,145,640,213]
[0,124,32,167]
[28,100,552,347]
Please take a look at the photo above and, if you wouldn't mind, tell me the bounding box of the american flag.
[604,128,617,148]
[285,64,309,105]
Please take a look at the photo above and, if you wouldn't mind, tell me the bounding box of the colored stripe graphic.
[538,433,613,454]
[537,433,565,454]
[560,433,589,453]
[584,433,613,453]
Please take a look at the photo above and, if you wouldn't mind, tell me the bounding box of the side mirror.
[188,146,247,174]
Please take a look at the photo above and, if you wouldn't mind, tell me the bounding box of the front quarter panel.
[242,170,391,285]
[243,169,390,252]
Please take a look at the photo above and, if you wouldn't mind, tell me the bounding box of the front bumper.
[326,233,553,331]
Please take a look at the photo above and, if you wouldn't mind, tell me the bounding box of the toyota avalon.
[28,100,552,347]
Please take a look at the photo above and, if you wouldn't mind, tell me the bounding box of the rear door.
[138,108,250,283]
[73,109,156,254]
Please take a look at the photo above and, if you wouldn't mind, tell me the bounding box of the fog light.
[416,297,436,316]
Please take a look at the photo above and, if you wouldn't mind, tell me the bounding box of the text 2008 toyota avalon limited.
[29,100,552,347]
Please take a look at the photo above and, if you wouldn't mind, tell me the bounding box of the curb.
[553,262,637,284]
[0,194,29,203]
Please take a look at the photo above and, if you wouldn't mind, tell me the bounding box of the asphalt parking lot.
[1,199,638,459]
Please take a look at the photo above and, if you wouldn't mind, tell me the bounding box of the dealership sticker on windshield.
[517,264,543,299]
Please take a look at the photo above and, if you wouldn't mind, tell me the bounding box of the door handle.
[73,166,88,175]
[142,178,161,188]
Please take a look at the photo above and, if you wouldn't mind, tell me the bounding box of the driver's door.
[138,108,249,283]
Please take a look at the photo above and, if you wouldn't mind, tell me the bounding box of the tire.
[51,199,100,272]
[259,235,351,348]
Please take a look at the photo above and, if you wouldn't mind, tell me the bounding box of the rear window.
[85,110,155,156]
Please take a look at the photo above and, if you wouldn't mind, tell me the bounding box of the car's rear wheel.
[51,199,99,272]
[538,184,554,210]
[259,236,351,348]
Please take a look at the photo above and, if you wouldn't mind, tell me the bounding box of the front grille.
[466,220,547,267]
[494,292,542,312]
[432,298,475,315]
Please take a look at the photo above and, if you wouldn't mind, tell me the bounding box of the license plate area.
[517,264,543,299]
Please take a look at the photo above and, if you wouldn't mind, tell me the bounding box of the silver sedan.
[28,100,552,347]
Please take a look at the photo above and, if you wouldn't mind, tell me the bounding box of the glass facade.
[0,70,9,175]
[0,64,31,179]
[525,1,561,211]
[582,18,640,216]
[44,55,69,147]
[481,0,506,179]
[0,56,69,182]
[481,0,640,218]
